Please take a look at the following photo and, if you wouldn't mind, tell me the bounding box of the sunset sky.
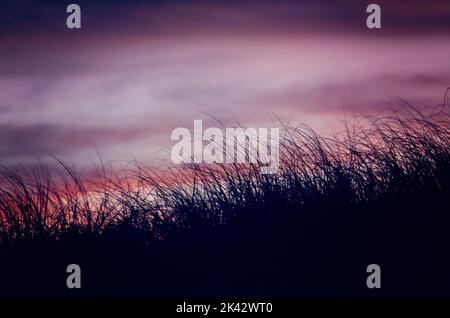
[1,0,449,168]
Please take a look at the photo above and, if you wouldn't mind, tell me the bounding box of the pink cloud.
[1,3,449,167]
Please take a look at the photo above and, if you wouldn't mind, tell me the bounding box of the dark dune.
[0,102,449,298]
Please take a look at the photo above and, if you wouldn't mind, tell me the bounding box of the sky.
[0,0,449,168]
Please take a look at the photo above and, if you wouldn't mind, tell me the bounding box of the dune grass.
[0,102,449,297]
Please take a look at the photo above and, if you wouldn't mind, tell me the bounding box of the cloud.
[1,0,449,37]
[264,73,450,114]
[0,124,157,161]
[0,0,449,167]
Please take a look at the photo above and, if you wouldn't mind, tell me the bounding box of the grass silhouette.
[0,101,449,298]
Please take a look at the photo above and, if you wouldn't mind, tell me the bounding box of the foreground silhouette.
[0,104,449,298]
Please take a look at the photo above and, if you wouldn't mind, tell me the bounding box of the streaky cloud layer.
[0,0,449,166]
